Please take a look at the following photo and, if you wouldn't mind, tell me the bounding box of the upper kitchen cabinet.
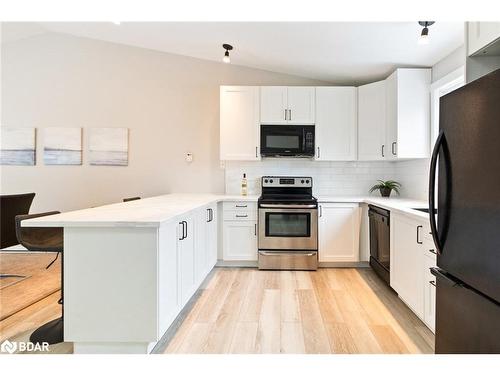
[358,80,386,160]
[385,69,431,160]
[468,22,500,56]
[315,87,357,161]
[220,86,260,160]
[260,86,315,124]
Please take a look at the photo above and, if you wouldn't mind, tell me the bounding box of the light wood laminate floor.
[163,267,434,354]
[1,267,434,354]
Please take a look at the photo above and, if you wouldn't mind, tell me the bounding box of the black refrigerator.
[429,68,500,354]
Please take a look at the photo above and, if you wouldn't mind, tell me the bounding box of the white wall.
[1,30,328,212]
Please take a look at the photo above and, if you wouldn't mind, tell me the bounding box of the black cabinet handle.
[429,249,437,255]
[255,146,258,158]
[183,221,188,239]
[319,205,323,218]
[235,204,247,208]
[179,221,184,240]
[284,109,287,121]
[236,214,248,218]
[254,223,257,236]
[416,225,423,244]
[381,145,385,158]
[392,142,397,155]
[429,280,436,287]
[317,147,320,159]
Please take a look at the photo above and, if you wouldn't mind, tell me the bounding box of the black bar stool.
[0,193,36,279]
[15,211,64,345]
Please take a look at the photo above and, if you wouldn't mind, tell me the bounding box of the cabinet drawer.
[223,210,257,221]
[223,201,257,211]
[422,235,437,262]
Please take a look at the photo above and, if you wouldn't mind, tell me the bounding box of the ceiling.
[5,22,464,84]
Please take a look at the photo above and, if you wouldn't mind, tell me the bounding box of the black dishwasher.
[368,205,391,285]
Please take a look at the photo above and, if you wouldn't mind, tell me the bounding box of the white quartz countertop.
[22,193,429,228]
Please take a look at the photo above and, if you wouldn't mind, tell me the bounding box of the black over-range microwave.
[260,125,315,157]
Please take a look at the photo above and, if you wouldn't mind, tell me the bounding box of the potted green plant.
[369,180,402,197]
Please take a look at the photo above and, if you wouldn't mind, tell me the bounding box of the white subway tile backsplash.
[224,158,430,200]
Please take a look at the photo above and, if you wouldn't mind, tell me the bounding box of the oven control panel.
[261,176,312,187]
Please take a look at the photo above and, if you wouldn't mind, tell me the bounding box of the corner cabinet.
[358,68,430,161]
[315,87,357,161]
[318,203,361,262]
[260,86,315,125]
[220,86,260,160]
[357,80,386,160]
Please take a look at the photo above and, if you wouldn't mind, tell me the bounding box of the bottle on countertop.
[241,173,248,196]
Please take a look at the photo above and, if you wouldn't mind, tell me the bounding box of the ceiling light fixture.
[222,44,233,63]
[418,21,435,45]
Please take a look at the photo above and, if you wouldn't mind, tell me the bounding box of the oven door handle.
[259,251,316,257]
[259,204,317,209]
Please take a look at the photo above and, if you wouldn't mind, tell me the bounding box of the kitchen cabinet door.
[158,220,180,335]
[423,255,436,333]
[223,221,258,261]
[357,80,386,160]
[468,22,500,56]
[391,214,424,318]
[287,87,315,124]
[260,86,288,124]
[315,87,357,161]
[178,216,196,305]
[206,203,218,271]
[319,203,361,262]
[386,69,431,159]
[220,86,260,160]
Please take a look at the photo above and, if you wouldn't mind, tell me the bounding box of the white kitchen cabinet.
[315,87,357,161]
[223,221,258,261]
[423,254,437,333]
[385,69,431,160]
[391,213,425,318]
[178,215,196,305]
[468,22,500,56]
[220,86,260,160]
[194,207,208,285]
[318,203,361,262]
[287,87,316,124]
[260,86,315,124]
[260,86,288,124]
[357,80,386,160]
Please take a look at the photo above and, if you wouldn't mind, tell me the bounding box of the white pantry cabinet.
[222,201,257,261]
[315,87,357,161]
[220,86,260,160]
[318,203,361,262]
[468,22,500,56]
[260,86,315,124]
[357,80,386,160]
[385,69,431,160]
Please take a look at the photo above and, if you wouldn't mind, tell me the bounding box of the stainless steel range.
[258,176,318,270]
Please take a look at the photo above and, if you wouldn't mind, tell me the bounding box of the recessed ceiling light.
[418,21,435,45]
[222,44,233,64]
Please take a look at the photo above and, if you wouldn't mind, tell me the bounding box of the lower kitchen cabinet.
[318,203,361,262]
[391,212,436,328]
[223,221,258,261]
[178,215,196,306]
[206,203,218,270]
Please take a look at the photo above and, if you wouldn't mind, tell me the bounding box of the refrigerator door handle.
[429,130,444,255]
